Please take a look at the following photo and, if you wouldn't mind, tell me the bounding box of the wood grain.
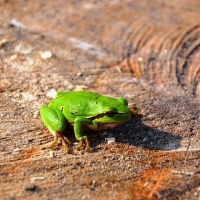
[0,0,200,199]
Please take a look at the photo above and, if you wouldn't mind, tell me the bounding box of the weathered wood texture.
[8,0,200,97]
[0,0,200,199]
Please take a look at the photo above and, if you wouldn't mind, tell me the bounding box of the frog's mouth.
[93,112,114,119]
[90,111,124,120]
[91,111,130,123]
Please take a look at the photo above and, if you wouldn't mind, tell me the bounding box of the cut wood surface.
[0,0,200,199]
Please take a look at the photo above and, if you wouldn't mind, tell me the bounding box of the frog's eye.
[117,98,128,106]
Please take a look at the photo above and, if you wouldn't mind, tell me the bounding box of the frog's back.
[49,91,118,122]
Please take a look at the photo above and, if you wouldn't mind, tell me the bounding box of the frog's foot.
[50,132,71,153]
[77,137,91,152]
[57,132,71,153]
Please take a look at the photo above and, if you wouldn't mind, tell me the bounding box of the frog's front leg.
[74,116,96,152]
[40,106,70,153]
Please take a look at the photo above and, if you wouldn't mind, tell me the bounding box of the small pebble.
[24,183,40,192]
[39,50,52,59]
[74,85,88,91]
[77,72,83,76]
[10,19,25,28]
[105,137,116,144]
[31,177,45,181]
[49,150,55,158]
[21,93,38,101]
[0,39,8,48]
[137,57,143,62]
[46,89,57,98]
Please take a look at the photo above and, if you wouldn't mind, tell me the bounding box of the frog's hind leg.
[50,132,59,147]
[74,116,96,152]
[40,106,70,152]
[50,132,71,153]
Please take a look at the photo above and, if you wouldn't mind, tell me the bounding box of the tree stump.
[0,0,199,199]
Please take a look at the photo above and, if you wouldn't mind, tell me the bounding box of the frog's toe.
[63,145,70,154]
[77,137,91,152]
[85,137,91,152]
[77,139,84,151]
[78,138,88,151]
[50,140,60,148]
[86,146,92,152]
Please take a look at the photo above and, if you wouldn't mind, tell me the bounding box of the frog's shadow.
[88,114,182,151]
[63,114,182,151]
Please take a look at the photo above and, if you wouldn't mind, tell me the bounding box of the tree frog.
[40,91,131,153]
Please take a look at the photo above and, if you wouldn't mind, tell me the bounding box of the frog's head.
[100,97,131,123]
